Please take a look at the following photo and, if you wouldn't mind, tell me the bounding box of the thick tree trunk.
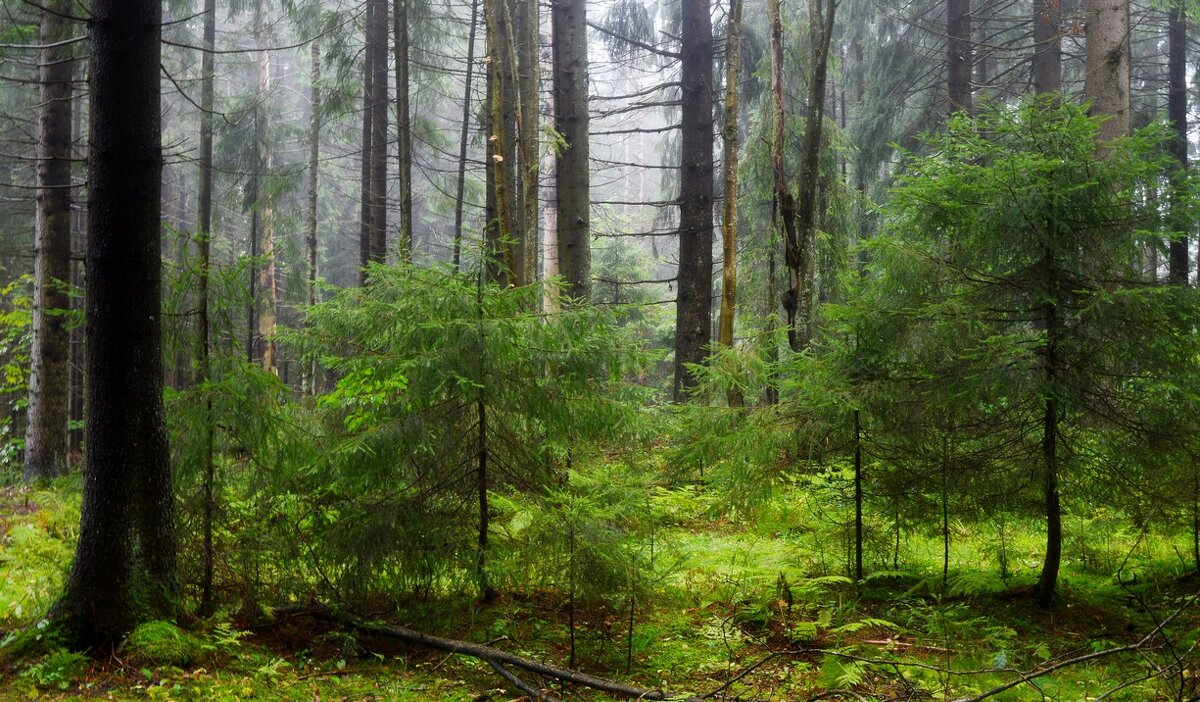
[395,0,412,260]
[786,0,835,352]
[24,0,74,483]
[53,0,175,649]
[947,0,971,114]
[1083,0,1129,142]
[552,0,590,300]
[196,0,217,618]
[1035,250,1062,609]
[484,0,516,286]
[368,0,389,266]
[1167,1,1187,285]
[514,0,539,286]
[452,0,479,270]
[717,0,741,356]
[1032,0,1061,94]
[672,0,714,401]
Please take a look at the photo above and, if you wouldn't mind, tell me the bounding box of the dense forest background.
[1,0,1200,699]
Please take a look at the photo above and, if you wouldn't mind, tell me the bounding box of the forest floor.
[1,482,1198,701]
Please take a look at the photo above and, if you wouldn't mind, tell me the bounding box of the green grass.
[1,478,1197,700]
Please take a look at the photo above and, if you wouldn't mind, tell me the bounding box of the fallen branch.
[272,605,703,701]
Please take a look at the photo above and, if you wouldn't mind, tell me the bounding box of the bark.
[552,0,590,300]
[785,0,835,352]
[1083,0,1129,142]
[395,0,412,260]
[196,0,217,618]
[359,0,375,284]
[672,0,715,401]
[947,0,971,114]
[1032,0,1061,94]
[854,409,863,581]
[453,0,480,270]
[255,2,277,374]
[1035,248,1062,609]
[765,0,788,403]
[515,0,539,286]
[306,35,321,393]
[1167,1,1187,285]
[484,0,516,285]
[717,0,741,355]
[24,0,74,483]
[368,0,389,266]
[53,0,176,649]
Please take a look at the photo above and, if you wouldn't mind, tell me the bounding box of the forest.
[1,0,1199,699]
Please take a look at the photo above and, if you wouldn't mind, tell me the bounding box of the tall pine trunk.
[24,0,74,483]
[53,0,176,648]
[552,0,590,299]
[673,0,714,400]
[947,0,971,114]
[395,0,412,260]
[717,0,741,358]
[255,0,277,374]
[368,0,389,266]
[1167,1,1187,284]
[452,0,479,270]
[1083,0,1129,142]
[196,0,217,618]
[306,35,321,392]
[1032,0,1061,94]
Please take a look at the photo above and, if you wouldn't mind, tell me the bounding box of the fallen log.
[269,605,703,702]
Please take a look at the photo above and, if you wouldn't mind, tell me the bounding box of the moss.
[119,621,208,668]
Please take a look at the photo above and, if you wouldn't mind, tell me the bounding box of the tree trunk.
[255,1,277,374]
[53,0,176,649]
[786,0,835,352]
[359,0,375,284]
[552,0,590,300]
[947,0,971,114]
[515,0,539,287]
[1083,0,1129,142]
[1167,1,1187,285]
[672,0,714,401]
[395,0,412,261]
[484,0,516,286]
[854,409,863,581]
[306,35,321,393]
[368,0,389,267]
[1035,248,1062,609]
[24,0,74,483]
[453,0,480,270]
[717,0,741,358]
[1032,0,1061,94]
[195,0,217,618]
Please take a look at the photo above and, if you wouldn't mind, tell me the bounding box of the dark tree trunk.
[718,0,741,360]
[947,0,971,114]
[1032,0,1061,94]
[484,0,516,285]
[196,0,217,618]
[368,0,389,266]
[395,0,412,260]
[452,6,480,269]
[515,0,539,287]
[854,409,863,581]
[1167,1,1187,285]
[552,0,590,300]
[306,35,321,393]
[24,0,74,483]
[359,0,375,284]
[53,0,175,649]
[672,0,714,401]
[786,0,835,352]
[453,0,479,270]
[255,0,277,374]
[1035,249,1062,609]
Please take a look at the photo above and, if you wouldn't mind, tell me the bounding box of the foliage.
[0,276,31,469]
[279,263,650,600]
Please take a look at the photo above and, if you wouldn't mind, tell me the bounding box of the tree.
[717,0,742,355]
[552,0,591,299]
[1031,0,1061,94]
[1084,0,1129,142]
[53,0,175,649]
[673,0,714,400]
[860,100,1197,607]
[196,0,217,618]
[1166,0,1187,284]
[23,0,74,483]
[947,0,971,113]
